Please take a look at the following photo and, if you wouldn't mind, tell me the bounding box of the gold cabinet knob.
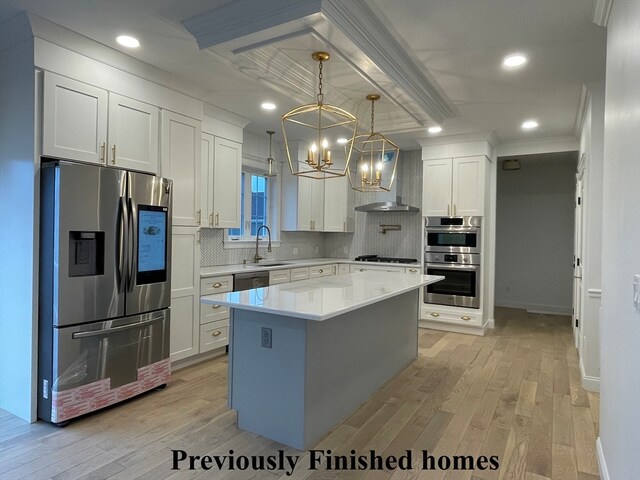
[212,304,221,309]
[319,269,323,273]
[461,315,471,321]
[409,268,418,273]
[211,282,222,288]
[212,330,221,337]
[431,312,440,317]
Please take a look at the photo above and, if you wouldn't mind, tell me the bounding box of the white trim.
[487,318,495,329]
[495,301,572,316]
[587,288,602,298]
[596,437,610,480]
[418,319,486,336]
[574,85,591,137]
[495,136,579,157]
[580,357,600,392]
[171,347,227,371]
[223,239,281,250]
[592,0,614,27]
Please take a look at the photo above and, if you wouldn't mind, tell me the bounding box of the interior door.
[53,163,126,327]
[126,171,172,316]
[573,168,585,349]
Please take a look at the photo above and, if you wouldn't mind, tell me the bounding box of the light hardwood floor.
[0,308,600,480]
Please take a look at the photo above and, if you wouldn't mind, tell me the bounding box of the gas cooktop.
[354,255,418,264]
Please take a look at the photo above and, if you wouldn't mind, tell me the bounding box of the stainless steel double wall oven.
[424,216,482,309]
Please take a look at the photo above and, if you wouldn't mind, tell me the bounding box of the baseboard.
[596,437,610,480]
[580,357,600,392]
[495,301,571,316]
[419,319,486,336]
[487,318,495,329]
[171,347,227,371]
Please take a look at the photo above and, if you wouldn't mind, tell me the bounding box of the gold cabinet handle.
[197,209,201,226]
[209,213,213,226]
[461,315,471,321]
[211,330,221,337]
[212,304,221,309]
[215,213,219,226]
[409,268,418,273]
[431,312,440,317]
[100,142,106,162]
[111,144,116,164]
[196,229,201,244]
[211,282,222,288]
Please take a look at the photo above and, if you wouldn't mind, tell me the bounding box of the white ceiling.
[0,0,606,148]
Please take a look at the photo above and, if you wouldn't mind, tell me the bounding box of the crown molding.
[203,103,251,129]
[416,131,497,148]
[496,135,579,157]
[592,0,613,27]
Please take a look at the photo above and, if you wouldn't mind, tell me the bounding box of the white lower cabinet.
[309,264,336,278]
[269,269,291,285]
[290,267,310,281]
[337,264,350,275]
[421,305,483,328]
[199,274,232,354]
[349,265,406,274]
[170,227,200,362]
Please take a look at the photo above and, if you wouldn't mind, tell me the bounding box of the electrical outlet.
[293,247,298,255]
[261,327,272,348]
[633,275,640,312]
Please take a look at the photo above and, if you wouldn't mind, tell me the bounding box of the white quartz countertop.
[200,257,422,277]
[201,272,444,321]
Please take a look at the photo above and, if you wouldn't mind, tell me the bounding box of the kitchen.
[0,1,638,479]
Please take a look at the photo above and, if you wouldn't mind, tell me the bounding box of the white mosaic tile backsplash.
[200,150,423,266]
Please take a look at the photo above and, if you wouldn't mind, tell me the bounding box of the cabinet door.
[108,93,159,174]
[212,138,242,229]
[43,72,108,164]
[324,176,348,232]
[160,111,201,227]
[296,176,313,231]
[452,156,485,216]
[200,133,215,227]
[169,227,200,362]
[310,177,325,231]
[422,159,453,216]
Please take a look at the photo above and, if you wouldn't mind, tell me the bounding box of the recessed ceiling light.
[521,120,539,130]
[503,54,527,68]
[336,137,349,144]
[261,102,276,111]
[428,126,442,134]
[116,35,140,48]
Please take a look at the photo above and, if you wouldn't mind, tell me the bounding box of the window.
[226,172,273,241]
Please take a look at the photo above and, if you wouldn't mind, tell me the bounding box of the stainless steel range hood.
[355,161,419,212]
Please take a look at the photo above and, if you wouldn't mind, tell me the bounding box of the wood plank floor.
[0,307,600,480]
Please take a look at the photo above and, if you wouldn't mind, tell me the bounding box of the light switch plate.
[633,275,640,312]
[292,247,298,255]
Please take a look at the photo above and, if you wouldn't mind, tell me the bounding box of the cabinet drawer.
[199,320,229,353]
[423,309,482,326]
[200,301,229,324]
[269,269,291,285]
[200,275,233,295]
[309,265,334,278]
[290,267,309,282]
[337,264,350,275]
[349,265,405,274]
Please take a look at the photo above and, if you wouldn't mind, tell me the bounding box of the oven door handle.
[425,263,480,271]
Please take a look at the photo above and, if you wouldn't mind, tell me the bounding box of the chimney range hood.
[355,162,419,212]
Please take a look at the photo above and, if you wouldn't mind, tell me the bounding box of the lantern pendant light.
[348,94,400,193]
[281,51,358,179]
[265,130,277,177]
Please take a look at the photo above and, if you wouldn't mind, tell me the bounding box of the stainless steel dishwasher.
[233,271,270,291]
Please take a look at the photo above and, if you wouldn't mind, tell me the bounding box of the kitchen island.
[201,272,443,450]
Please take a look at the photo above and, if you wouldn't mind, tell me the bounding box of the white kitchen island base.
[229,290,419,450]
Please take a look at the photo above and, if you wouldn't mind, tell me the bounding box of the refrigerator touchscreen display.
[137,206,167,284]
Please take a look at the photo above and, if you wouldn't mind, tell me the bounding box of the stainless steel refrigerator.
[38,160,172,424]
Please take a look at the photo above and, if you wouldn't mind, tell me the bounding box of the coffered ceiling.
[0,0,606,148]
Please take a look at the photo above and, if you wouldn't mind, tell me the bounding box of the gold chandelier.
[348,94,400,192]
[281,52,358,179]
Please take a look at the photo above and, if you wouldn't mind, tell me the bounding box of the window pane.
[250,174,268,237]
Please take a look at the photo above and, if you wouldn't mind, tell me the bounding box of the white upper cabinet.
[161,110,201,227]
[324,176,354,232]
[200,133,242,229]
[283,175,325,231]
[212,137,242,229]
[107,93,159,173]
[43,72,108,165]
[422,156,485,216]
[43,72,160,174]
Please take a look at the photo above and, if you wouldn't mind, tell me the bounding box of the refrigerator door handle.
[116,196,127,292]
[72,313,165,339]
[127,196,137,292]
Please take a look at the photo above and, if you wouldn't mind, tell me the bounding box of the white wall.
[495,153,577,314]
[598,2,640,479]
[0,18,37,421]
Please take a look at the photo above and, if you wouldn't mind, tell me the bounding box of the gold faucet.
[253,225,272,263]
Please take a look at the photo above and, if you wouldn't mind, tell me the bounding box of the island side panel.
[230,310,307,449]
[303,290,419,449]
